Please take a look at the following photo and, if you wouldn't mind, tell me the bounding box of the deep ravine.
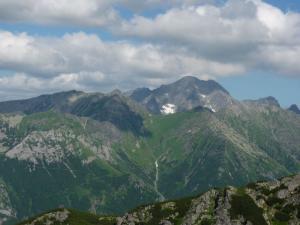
[154,159,165,201]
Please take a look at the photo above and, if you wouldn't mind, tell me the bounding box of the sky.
[0,0,299,107]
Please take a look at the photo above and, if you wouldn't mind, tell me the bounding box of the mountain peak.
[109,89,122,96]
[176,75,200,83]
[130,87,152,102]
[172,76,229,95]
[244,96,280,108]
[259,96,280,107]
[288,104,300,114]
[129,76,232,113]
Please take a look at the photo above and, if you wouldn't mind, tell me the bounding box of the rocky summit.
[129,76,233,114]
[289,104,300,114]
[0,76,299,224]
[17,174,300,225]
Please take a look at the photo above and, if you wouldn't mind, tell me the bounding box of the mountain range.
[0,76,299,224]
[17,174,300,225]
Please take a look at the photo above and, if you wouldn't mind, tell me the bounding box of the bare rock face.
[114,174,300,225]
[181,190,218,225]
[283,174,300,192]
[215,189,232,225]
[0,182,16,224]
[109,174,300,225]
[160,220,173,225]
[5,130,75,165]
[20,209,69,225]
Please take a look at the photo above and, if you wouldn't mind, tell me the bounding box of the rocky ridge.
[17,174,300,225]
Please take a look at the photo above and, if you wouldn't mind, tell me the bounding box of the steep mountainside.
[0,76,299,224]
[0,91,147,135]
[18,174,300,225]
[0,91,83,114]
[127,102,300,199]
[0,111,156,225]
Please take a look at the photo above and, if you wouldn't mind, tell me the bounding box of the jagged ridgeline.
[0,76,300,224]
[17,174,300,225]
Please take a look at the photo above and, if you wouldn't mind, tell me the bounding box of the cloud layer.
[0,31,243,97]
[0,0,299,99]
[0,0,213,26]
[119,0,300,75]
[0,0,119,26]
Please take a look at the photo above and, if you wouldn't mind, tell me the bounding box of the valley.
[0,77,299,224]
[17,174,300,225]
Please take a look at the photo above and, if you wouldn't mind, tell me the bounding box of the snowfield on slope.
[160,104,177,115]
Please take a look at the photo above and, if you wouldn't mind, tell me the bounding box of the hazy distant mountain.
[0,90,83,114]
[243,96,281,108]
[288,104,300,114]
[18,174,300,225]
[0,90,148,135]
[0,76,299,224]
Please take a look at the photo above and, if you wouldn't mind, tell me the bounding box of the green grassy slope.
[1,102,300,224]
[17,174,300,225]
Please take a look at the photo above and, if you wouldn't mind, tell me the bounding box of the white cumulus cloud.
[0,30,243,100]
[117,0,300,76]
[0,0,300,100]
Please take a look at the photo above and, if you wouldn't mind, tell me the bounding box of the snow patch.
[204,104,216,113]
[160,104,177,115]
[200,94,207,98]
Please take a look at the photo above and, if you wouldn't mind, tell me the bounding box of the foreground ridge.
[18,174,300,225]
